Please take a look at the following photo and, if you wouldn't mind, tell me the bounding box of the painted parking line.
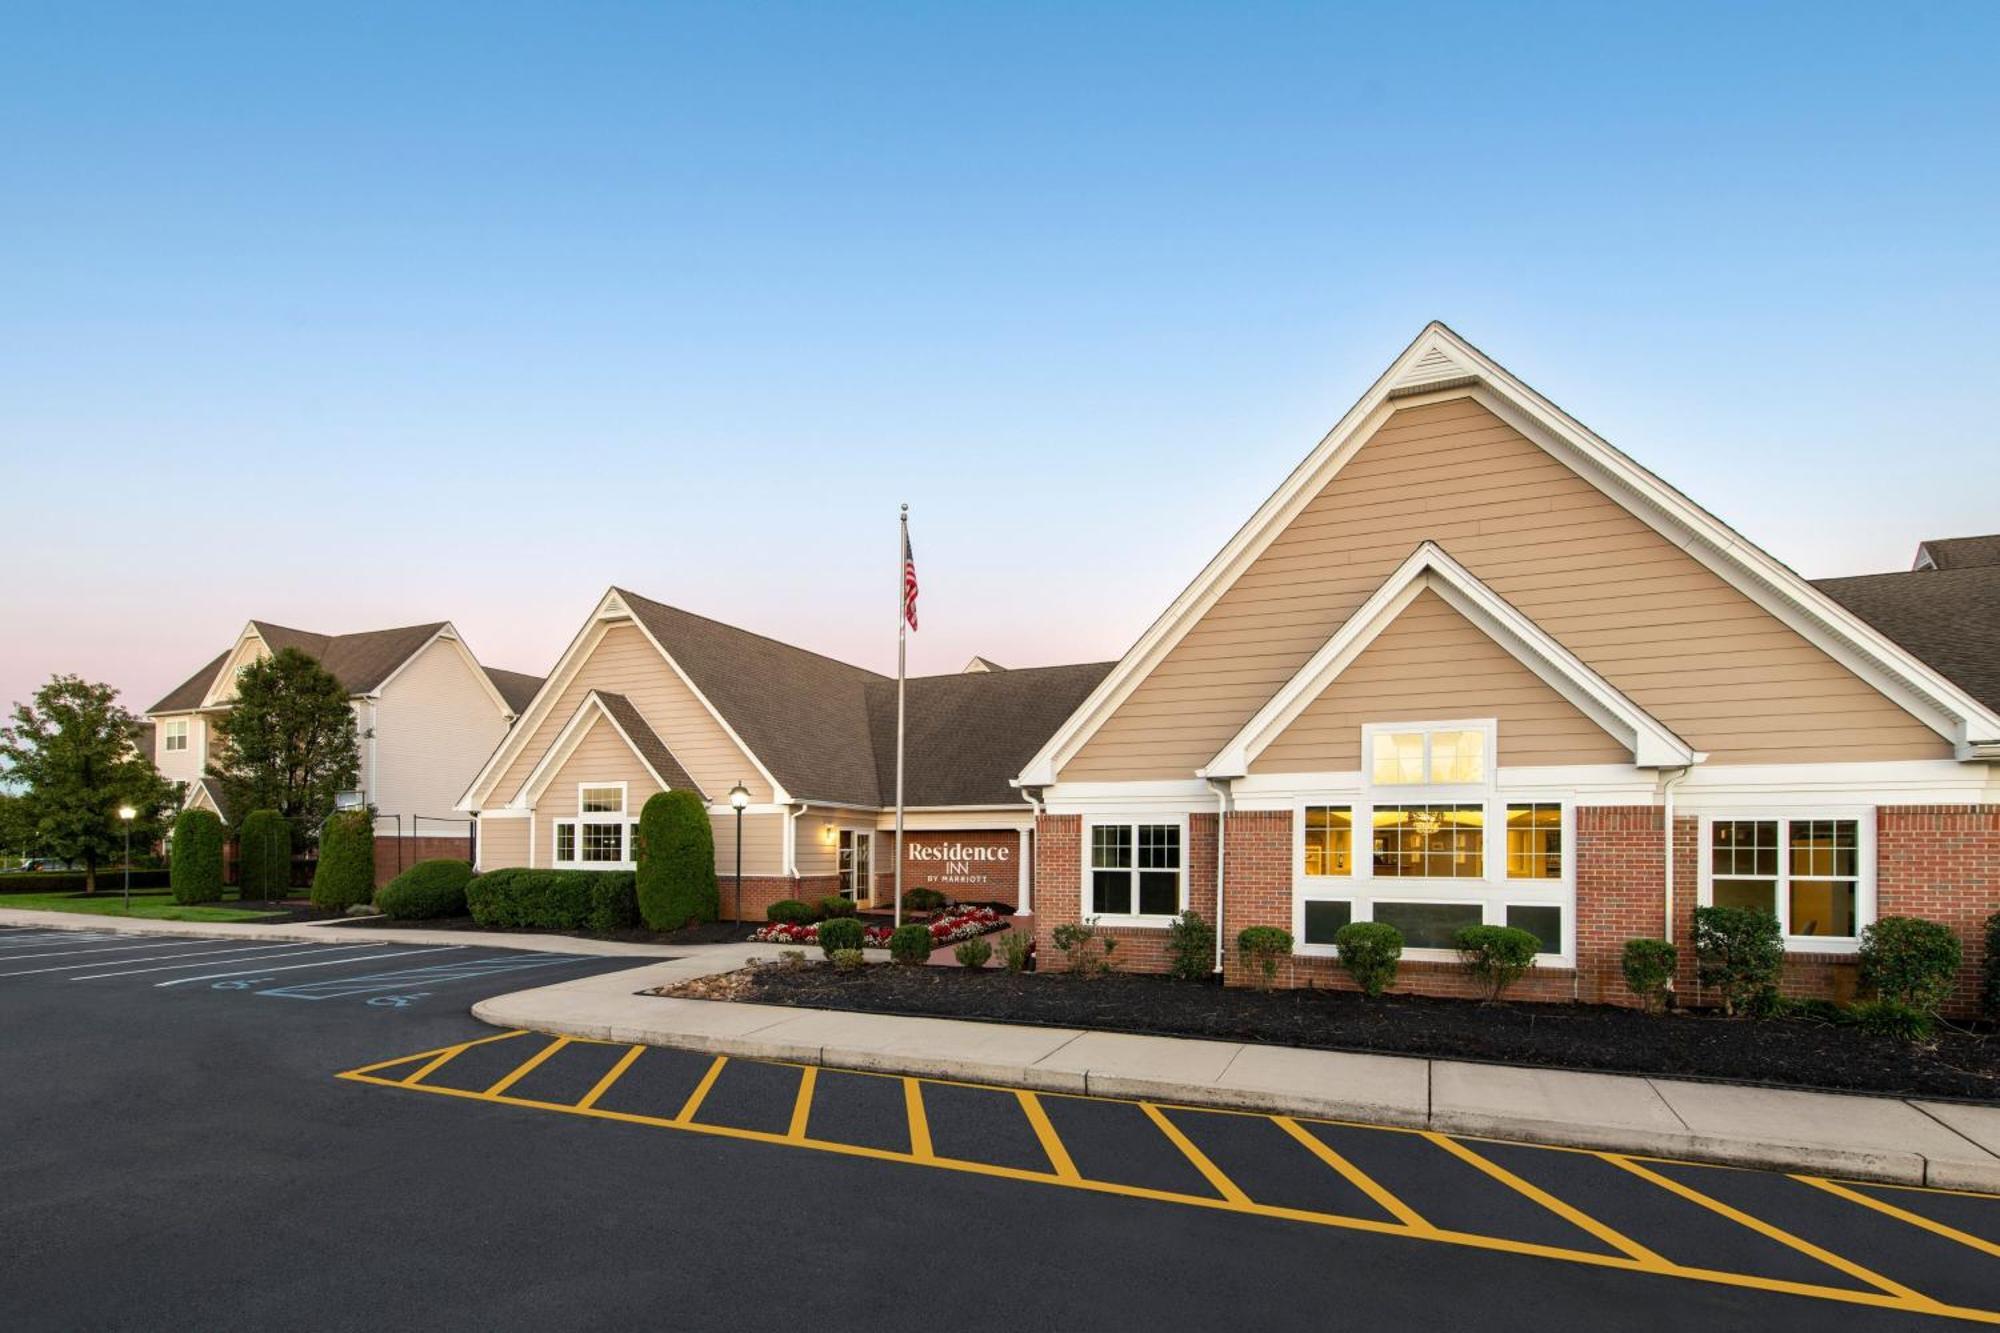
[154,946,465,987]
[258,952,597,1001]
[340,1036,2000,1326]
[0,941,322,979]
[66,943,356,981]
[0,934,198,959]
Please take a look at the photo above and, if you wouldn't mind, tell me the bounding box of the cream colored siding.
[710,810,784,877]
[793,812,878,878]
[534,717,661,867]
[371,638,510,823]
[1067,398,1949,778]
[204,634,270,707]
[477,817,529,871]
[153,714,206,789]
[1251,589,1629,773]
[487,621,770,807]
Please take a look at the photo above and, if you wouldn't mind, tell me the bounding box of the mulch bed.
[333,914,760,946]
[658,964,2000,1102]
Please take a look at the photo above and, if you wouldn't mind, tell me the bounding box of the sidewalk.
[470,946,2000,1193]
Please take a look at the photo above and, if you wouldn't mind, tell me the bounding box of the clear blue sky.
[3,1,1996,719]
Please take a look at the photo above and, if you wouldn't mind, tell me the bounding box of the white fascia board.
[513,693,668,808]
[198,622,267,709]
[1203,542,1695,777]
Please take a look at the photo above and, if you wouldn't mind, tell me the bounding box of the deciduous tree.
[207,648,360,846]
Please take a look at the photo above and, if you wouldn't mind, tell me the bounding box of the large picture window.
[1087,821,1183,920]
[1708,816,1864,941]
[553,782,637,869]
[1371,805,1484,878]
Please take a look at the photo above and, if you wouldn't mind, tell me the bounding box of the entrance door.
[839,830,873,903]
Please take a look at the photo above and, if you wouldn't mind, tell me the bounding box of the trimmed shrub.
[1454,925,1539,1002]
[377,858,474,920]
[1621,939,1678,1012]
[1983,910,2000,1023]
[766,898,816,926]
[902,886,945,914]
[464,868,637,932]
[819,895,858,919]
[830,948,866,972]
[237,809,292,900]
[954,937,993,969]
[889,923,933,964]
[635,790,718,930]
[1166,910,1216,982]
[1692,905,1783,1016]
[1052,920,1116,977]
[1851,998,1932,1042]
[817,916,865,958]
[1002,929,1032,973]
[169,809,225,904]
[1334,921,1402,998]
[0,869,171,894]
[1858,915,1962,1019]
[310,811,375,912]
[1236,926,1293,991]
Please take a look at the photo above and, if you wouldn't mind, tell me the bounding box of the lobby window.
[1088,821,1183,919]
[1303,806,1352,877]
[1372,805,1484,878]
[162,719,189,753]
[1708,816,1865,941]
[1505,804,1562,880]
[1366,722,1488,787]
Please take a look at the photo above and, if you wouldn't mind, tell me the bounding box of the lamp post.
[117,806,136,913]
[728,781,750,923]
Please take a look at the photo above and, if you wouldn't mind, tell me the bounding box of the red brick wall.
[896,830,1022,908]
[723,874,843,922]
[371,835,476,889]
[1572,806,1664,1004]
[1878,805,1999,1016]
[1033,814,1219,974]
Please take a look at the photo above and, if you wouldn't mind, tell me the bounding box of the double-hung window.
[553,783,637,868]
[162,719,189,753]
[1705,814,1868,948]
[1086,820,1185,921]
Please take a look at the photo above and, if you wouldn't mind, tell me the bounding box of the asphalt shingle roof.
[1916,534,2000,571]
[1815,568,2000,718]
[149,622,454,714]
[483,667,546,714]
[592,691,706,800]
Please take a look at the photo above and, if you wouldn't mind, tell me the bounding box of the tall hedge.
[169,809,226,904]
[636,790,718,930]
[311,810,375,911]
[237,809,293,900]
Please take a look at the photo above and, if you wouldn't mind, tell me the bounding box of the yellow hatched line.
[483,1036,572,1097]
[1016,1090,1078,1180]
[904,1078,933,1160]
[1142,1102,1249,1205]
[789,1066,818,1140]
[1607,1155,1938,1305]
[674,1056,728,1123]
[336,1067,2000,1327]
[1274,1115,1432,1232]
[1794,1176,2000,1260]
[1427,1133,1669,1268]
[576,1045,646,1111]
[340,1029,527,1078]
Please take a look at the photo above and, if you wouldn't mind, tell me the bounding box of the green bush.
[1002,929,1032,973]
[1620,939,1678,1012]
[310,811,375,912]
[376,858,474,920]
[817,916,865,958]
[1334,921,1402,998]
[635,790,718,930]
[1166,910,1216,981]
[1052,920,1116,977]
[464,868,638,932]
[1454,925,1540,1002]
[169,809,225,904]
[829,948,866,972]
[766,898,816,926]
[889,923,933,964]
[1236,926,1294,991]
[1850,998,1933,1042]
[819,895,858,918]
[902,886,945,914]
[237,809,292,900]
[1692,905,1784,1016]
[0,869,171,894]
[1983,911,2000,1023]
[954,937,993,969]
[1858,915,1962,1018]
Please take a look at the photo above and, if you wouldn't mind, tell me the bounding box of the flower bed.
[749,905,1006,948]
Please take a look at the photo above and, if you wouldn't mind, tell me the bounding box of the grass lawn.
[0,891,284,923]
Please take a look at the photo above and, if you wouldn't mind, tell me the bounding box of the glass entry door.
[839,830,873,903]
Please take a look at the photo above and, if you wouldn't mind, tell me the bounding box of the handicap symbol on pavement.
[212,978,276,990]
[366,993,432,1008]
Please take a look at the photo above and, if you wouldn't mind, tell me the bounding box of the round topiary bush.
[636,790,718,930]
[1453,924,1540,1002]
[954,937,992,969]
[169,808,225,904]
[237,809,292,901]
[889,923,933,964]
[1621,938,1678,1012]
[817,916,865,957]
[311,810,375,912]
[1334,921,1402,998]
[1858,915,1962,1019]
[819,896,858,919]
[901,886,945,914]
[377,858,474,920]
[766,898,816,926]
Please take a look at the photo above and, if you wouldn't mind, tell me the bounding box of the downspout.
[1206,777,1232,975]
[786,803,809,879]
[1016,784,1045,917]
[1660,765,1694,1003]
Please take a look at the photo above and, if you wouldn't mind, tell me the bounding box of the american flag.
[902,524,920,631]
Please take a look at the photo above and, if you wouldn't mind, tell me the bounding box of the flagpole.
[894,503,908,931]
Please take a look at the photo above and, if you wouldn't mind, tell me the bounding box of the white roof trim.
[360,623,516,719]
[197,623,269,710]
[1201,542,1697,777]
[511,692,671,808]
[184,778,230,824]
[1018,321,2000,785]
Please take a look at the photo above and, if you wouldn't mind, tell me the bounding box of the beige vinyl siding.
[710,810,785,878]
[793,812,880,878]
[152,714,205,789]
[1251,589,1628,773]
[477,817,529,871]
[203,634,270,707]
[534,716,658,869]
[371,637,511,823]
[486,620,772,807]
[1068,397,1949,778]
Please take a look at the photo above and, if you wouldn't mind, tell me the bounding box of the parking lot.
[2,923,1995,1331]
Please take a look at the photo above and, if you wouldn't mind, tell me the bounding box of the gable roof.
[150,651,230,713]
[1914,535,2000,572]
[868,662,1116,806]
[1017,322,2000,783]
[594,692,707,800]
[1204,542,1695,777]
[1815,568,2000,716]
[150,621,500,715]
[482,667,545,714]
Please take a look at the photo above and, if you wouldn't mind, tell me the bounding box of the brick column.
[1219,809,1292,988]
[1032,814,1081,971]
[1573,805,1666,1005]
[1878,804,2000,1018]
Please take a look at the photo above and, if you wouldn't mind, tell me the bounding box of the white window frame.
[1080,815,1190,927]
[552,782,638,870]
[1361,718,1497,795]
[162,719,190,753]
[1697,809,1875,956]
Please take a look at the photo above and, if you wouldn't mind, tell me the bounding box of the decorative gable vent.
[1387,341,1480,398]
